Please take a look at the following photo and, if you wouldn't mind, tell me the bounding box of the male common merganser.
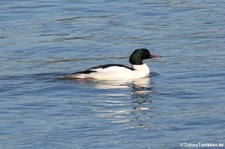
[59,48,160,80]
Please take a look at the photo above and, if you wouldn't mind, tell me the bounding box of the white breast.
[132,64,150,78]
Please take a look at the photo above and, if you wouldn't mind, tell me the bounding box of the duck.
[59,48,160,80]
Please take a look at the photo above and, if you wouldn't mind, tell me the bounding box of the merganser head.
[129,48,160,65]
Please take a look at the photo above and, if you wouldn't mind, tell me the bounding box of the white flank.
[64,63,150,80]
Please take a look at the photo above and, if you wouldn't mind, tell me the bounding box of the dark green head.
[129,48,160,65]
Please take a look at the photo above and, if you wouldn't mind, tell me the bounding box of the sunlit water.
[1,0,225,149]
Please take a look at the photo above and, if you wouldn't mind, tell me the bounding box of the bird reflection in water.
[91,77,154,129]
[72,76,155,129]
[130,77,154,129]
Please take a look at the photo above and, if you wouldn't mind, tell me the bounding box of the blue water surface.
[1,0,225,149]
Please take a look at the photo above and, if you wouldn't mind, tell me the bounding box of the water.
[1,0,225,148]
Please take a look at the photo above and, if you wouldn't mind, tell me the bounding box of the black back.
[74,64,134,74]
